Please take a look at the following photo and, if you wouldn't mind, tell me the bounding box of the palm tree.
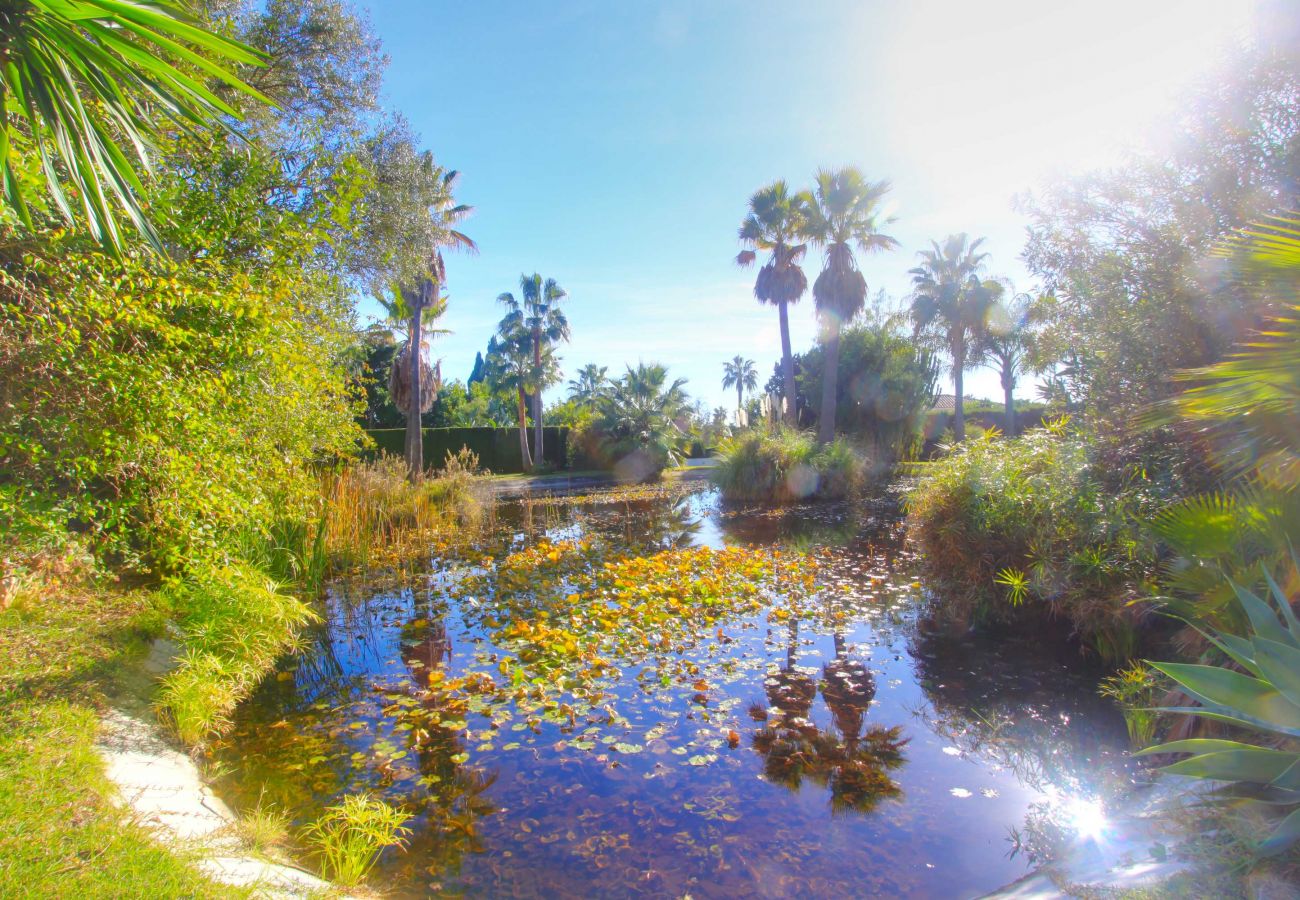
[978,281,1034,435]
[498,274,569,468]
[909,234,993,442]
[0,0,271,253]
[485,326,554,472]
[595,363,689,480]
[802,168,899,443]
[376,285,449,429]
[720,356,758,417]
[567,364,608,404]
[394,168,475,480]
[736,181,809,426]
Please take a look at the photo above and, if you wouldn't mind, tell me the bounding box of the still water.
[211,483,1132,898]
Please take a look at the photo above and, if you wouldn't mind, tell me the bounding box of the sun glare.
[1067,796,1108,842]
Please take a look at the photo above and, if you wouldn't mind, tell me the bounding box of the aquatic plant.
[1138,566,1300,855]
[300,793,412,886]
[1098,663,1163,747]
[711,428,865,503]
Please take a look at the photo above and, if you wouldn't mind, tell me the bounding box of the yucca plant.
[0,0,272,252]
[1138,565,1300,854]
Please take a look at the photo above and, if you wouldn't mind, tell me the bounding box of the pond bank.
[96,639,337,898]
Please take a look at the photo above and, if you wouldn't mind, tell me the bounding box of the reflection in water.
[211,484,1131,898]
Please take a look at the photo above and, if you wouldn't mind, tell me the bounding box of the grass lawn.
[0,586,239,899]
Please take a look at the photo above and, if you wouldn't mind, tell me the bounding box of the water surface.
[212,484,1131,898]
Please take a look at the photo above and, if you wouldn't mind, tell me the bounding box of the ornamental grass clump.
[156,563,317,744]
[300,793,412,886]
[711,428,865,503]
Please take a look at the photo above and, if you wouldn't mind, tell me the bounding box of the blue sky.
[357,0,1254,411]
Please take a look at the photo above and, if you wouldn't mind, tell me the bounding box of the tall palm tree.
[736,181,809,426]
[567,363,608,404]
[720,355,758,417]
[376,285,449,428]
[498,274,568,468]
[392,168,475,480]
[978,281,1034,435]
[595,363,689,479]
[909,234,992,442]
[802,168,899,443]
[0,0,271,253]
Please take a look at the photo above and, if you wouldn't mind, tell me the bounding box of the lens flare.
[1067,796,1107,841]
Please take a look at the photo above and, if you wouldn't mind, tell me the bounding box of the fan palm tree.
[909,234,993,442]
[498,274,568,468]
[977,281,1034,435]
[390,168,475,480]
[595,363,689,480]
[802,168,899,443]
[485,326,554,472]
[377,284,449,427]
[736,181,809,425]
[720,356,758,417]
[0,0,272,253]
[567,363,608,404]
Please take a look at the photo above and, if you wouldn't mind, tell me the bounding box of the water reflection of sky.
[212,486,1132,899]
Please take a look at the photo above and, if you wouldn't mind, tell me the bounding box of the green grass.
[0,586,237,898]
[711,428,866,503]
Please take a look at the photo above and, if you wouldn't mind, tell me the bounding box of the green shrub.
[711,429,866,503]
[300,793,411,886]
[904,423,1161,660]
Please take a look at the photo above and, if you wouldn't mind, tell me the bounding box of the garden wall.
[364,427,569,474]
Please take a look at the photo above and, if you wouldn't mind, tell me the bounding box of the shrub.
[711,429,866,503]
[904,423,1162,660]
[300,793,411,886]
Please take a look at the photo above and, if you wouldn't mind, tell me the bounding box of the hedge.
[364,427,569,474]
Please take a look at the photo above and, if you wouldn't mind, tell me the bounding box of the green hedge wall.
[364,427,569,474]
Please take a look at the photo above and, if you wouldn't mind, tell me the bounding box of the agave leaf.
[1153,705,1300,740]
[1263,564,1300,642]
[1160,749,1299,784]
[1272,758,1300,792]
[1253,637,1300,710]
[1149,662,1300,732]
[1232,581,1292,646]
[1190,628,1263,678]
[1259,806,1300,856]
[1136,738,1267,757]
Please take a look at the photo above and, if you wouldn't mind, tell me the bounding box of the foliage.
[567,363,609,404]
[589,362,690,481]
[721,355,758,412]
[156,563,318,744]
[1138,565,1300,855]
[711,428,866,503]
[1019,48,1299,418]
[792,319,938,466]
[1098,663,1164,747]
[300,793,411,885]
[0,0,270,252]
[499,272,569,467]
[904,424,1165,661]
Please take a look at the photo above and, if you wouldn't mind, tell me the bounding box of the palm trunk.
[952,340,966,442]
[532,326,543,469]
[1003,377,1015,436]
[405,297,424,482]
[779,300,796,426]
[736,385,743,419]
[516,386,533,471]
[817,319,840,445]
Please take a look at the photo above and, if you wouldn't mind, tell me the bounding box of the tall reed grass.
[300,793,411,886]
[711,429,866,503]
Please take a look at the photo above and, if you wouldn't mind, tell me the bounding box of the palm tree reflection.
[752,622,908,813]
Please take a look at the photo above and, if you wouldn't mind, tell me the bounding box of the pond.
[209,482,1135,898]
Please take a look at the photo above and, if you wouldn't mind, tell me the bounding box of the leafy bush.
[904,423,1163,660]
[711,429,866,503]
[300,793,411,886]
[589,363,689,482]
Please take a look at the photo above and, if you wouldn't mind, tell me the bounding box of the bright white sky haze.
[360,0,1258,411]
